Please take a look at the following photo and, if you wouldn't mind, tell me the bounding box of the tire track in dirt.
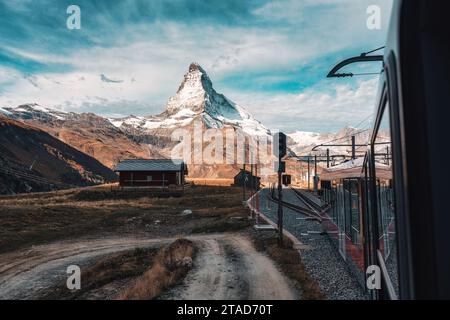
[162,235,299,300]
[0,234,299,300]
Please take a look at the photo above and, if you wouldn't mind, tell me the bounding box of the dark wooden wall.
[119,171,180,187]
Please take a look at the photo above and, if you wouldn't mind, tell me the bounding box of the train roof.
[321,158,392,181]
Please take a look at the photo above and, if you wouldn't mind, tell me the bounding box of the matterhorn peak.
[166,63,214,114]
[188,62,206,73]
[178,62,213,94]
[161,62,269,136]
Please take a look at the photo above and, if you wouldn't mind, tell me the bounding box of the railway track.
[268,187,322,222]
[289,188,331,219]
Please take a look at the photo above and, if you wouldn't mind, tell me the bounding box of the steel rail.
[268,187,322,222]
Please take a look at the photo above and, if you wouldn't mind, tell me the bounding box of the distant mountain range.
[287,127,374,157]
[0,63,374,194]
[1,63,273,185]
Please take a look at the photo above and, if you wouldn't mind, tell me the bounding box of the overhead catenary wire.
[318,114,374,147]
[346,72,383,77]
[352,114,374,132]
[315,128,370,147]
[362,46,386,56]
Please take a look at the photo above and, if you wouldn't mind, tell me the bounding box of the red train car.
[320,158,394,291]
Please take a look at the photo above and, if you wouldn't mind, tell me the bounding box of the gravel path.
[255,188,367,300]
[0,233,299,300]
[161,235,299,300]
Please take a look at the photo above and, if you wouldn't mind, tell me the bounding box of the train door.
[361,161,375,296]
[370,89,400,299]
[385,0,450,299]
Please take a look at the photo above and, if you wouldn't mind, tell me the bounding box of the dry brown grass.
[187,178,234,186]
[41,246,158,300]
[117,239,195,300]
[0,185,250,253]
[251,231,325,300]
[41,239,195,300]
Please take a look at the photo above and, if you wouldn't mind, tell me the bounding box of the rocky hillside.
[0,115,117,194]
[4,64,274,179]
[4,104,152,169]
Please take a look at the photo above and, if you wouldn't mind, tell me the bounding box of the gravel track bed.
[256,188,367,300]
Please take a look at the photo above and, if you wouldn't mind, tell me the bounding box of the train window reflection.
[343,179,360,244]
[374,102,399,296]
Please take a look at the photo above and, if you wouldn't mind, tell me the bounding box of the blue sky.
[0,0,392,132]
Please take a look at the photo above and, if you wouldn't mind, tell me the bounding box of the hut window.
[147,176,153,181]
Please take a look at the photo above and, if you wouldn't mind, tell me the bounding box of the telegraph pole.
[250,152,255,218]
[277,168,283,245]
[351,135,356,160]
[327,149,330,168]
[242,144,247,203]
[242,163,246,202]
[386,146,390,166]
[250,158,254,197]
[314,154,318,191]
[307,156,311,190]
[275,132,287,247]
[254,162,259,222]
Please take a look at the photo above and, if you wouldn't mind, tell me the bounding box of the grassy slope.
[0,116,118,194]
[0,185,250,253]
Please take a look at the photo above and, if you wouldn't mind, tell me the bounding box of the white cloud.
[0,67,22,85]
[0,0,392,131]
[229,78,380,133]
[0,22,346,113]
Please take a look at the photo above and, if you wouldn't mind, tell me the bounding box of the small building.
[114,159,187,188]
[234,170,261,189]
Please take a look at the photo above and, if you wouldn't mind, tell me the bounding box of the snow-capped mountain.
[4,64,269,138]
[110,63,270,136]
[1,64,273,178]
[4,103,69,121]
[288,131,331,148]
[288,127,374,156]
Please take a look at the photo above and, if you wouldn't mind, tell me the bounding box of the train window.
[343,179,360,244]
[350,179,360,244]
[373,100,399,297]
[344,180,352,238]
[336,181,346,258]
[331,180,338,223]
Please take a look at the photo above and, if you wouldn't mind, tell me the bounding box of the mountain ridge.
[3,64,273,179]
[0,115,118,194]
[108,63,270,137]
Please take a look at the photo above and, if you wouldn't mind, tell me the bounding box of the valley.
[0,185,308,300]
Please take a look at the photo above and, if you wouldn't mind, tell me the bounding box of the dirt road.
[0,234,299,300]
